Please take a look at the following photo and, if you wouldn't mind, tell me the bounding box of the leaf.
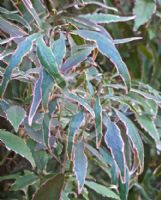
[36,36,66,88]
[118,168,130,200]
[104,118,126,182]
[73,140,88,194]
[136,115,160,144]
[79,13,135,24]
[133,0,156,30]
[0,33,37,97]
[42,113,51,148]
[68,111,84,159]
[94,96,102,148]
[0,6,31,31]
[0,173,21,182]
[52,32,66,67]
[6,106,26,132]
[82,1,118,12]
[85,181,120,200]
[11,171,38,191]
[27,139,49,171]
[115,110,144,173]
[64,90,95,117]
[32,174,64,200]
[41,69,53,109]
[61,47,94,72]
[73,30,131,92]
[0,130,35,167]
[28,71,43,126]
[22,0,42,28]
[0,17,27,40]
[114,37,142,44]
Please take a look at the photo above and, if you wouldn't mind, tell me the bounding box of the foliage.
[0,0,161,200]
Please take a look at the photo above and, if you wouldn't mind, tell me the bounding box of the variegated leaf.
[36,36,66,88]
[68,111,84,159]
[73,30,131,92]
[104,118,126,182]
[73,140,88,194]
[94,96,102,148]
[28,71,43,126]
[115,110,144,174]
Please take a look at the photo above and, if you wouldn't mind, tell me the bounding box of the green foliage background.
[0,0,161,200]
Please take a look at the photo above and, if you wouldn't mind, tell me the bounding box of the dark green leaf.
[0,130,35,167]
[32,174,64,200]
[36,36,66,88]
[11,171,38,191]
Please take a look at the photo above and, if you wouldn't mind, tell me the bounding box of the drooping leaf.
[73,140,88,194]
[136,115,160,145]
[118,168,130,200]
[85,181,120,200]
[114,37,142,44]
[0,33,37,97]
[0,17,27,40]
[0,130,35,167]
[79,13,135,24]
[61,47,94,72]
[22,0,42,28]
[99,148,119,185]
[64,90,95,117]
[115,110,144,173]
[32,174,64,200]
[133,0,156,30]
[52,32,66,67]
[104,118,126,182]
[28,71,43,126]
[11,171,39,191]
[41,69,54,109]
[42,113,51,148]
[27,139,49,171]
[5,105,26,132]
[73,30,131,92]
[94,96,102,148]
[36,36,66,88]
[0,6,31,31]
[68,111,84,159]
[82,0,118,12]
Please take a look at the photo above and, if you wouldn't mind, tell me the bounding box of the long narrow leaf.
[104,118,126,182]
[115,110,144,174]
[68,111,84,159]
[36,36,66,88]
[73,30,131,92]
[28,71,43,126]
[73,140,88,194]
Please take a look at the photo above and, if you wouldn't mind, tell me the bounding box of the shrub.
[0,0,161,199]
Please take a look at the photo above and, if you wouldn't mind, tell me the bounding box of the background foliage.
[0,0,161,200]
